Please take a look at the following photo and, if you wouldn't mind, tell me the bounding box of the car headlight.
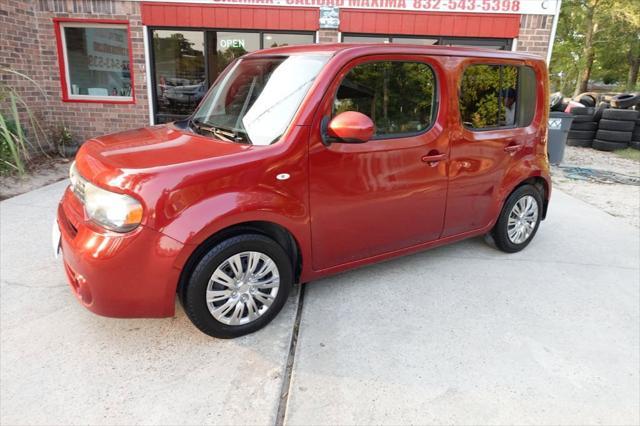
[69,161,143,233]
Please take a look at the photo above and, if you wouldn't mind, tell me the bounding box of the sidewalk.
[1,182,638,425]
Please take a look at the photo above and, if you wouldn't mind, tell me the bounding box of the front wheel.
[490,185,543,253]
[183,234,293,338]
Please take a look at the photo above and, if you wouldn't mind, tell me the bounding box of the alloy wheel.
[507,195,539,245]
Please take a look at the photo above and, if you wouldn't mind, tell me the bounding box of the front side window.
[192,54,329,146]
[459,64,535,130]
[333,61,437,137]
[57,22,133,102]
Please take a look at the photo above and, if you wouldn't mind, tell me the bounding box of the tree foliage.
[549,0,640,94]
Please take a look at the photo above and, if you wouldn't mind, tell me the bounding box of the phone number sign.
[142,0,559,15]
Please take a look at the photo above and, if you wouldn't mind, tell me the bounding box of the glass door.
[152,30,206,123]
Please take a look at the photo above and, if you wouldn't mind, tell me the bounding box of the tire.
[571,121,598,131]
[571,115,595,123]
[183,234,293,339]
[597,119,636,132]
[602,108,639,121]
[592,139,629,151]
[568,130,596,140]
[594,104,607,121]
[573,92,598,107]
[595,129,632,143]
[611,93,640,109]
[571,106,595,116]
[566,138,592,147]
[630,141,640,150]
[550,92,564,111]
[490,185,543,253]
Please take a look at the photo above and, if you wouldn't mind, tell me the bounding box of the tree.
[574,0,607,96]
[550,0,639,94]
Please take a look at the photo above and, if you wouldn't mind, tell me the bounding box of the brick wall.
[0,0,149,147]
[516,14,553,60]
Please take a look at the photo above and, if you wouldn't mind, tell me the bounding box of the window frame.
[331,58,439,141]
[54,18,136,104]
[458,62,522,132]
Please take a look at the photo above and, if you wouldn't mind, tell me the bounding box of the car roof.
[245,43,544,61]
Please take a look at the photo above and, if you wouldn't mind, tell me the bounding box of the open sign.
[219,39,246,49]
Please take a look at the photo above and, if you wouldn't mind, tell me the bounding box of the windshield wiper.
[190,119,251,144]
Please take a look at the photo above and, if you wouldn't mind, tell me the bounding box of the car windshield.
[191,54,329,146]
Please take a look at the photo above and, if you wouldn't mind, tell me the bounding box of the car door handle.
[504,143,524,153]
[421,153,448,163]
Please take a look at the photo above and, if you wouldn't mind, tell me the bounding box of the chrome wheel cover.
[206,251,280,326]
[507,195,539,245]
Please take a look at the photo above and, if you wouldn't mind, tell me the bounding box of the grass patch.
[614,148,640,162]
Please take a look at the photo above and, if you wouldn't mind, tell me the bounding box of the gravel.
[552,146,640,228]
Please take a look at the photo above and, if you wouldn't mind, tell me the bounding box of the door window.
[459,64,518,129]
[459,64,537,130]
[333,61,437,138]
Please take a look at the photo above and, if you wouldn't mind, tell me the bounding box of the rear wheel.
[183,234,293,338]
[490,185,543,253]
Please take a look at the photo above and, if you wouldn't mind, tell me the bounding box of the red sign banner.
[139,0,560,15]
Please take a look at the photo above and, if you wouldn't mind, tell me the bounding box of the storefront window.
[392,37,438,45]
[57,22,133,102]
[343,34,510,50]
[263,33,315,48]
[212,32,260,77]
[152,30,205,123]
[150,29,315,124]
[343,35,390,43]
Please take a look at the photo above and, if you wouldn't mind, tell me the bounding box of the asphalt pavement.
[1,181,638,425]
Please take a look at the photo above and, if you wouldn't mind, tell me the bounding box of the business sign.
[319,6,340,28]
[138,0,560,15]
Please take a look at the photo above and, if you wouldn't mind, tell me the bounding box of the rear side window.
[459,64,537,130]
[333,61,437,138]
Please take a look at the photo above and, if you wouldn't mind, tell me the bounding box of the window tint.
[460,64,536,130]
[334,61,436,137]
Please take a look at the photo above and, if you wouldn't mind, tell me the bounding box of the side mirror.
[322,111,374,145]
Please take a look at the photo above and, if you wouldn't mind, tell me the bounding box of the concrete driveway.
[1,181,638,425]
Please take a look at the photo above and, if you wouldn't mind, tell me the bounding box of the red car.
[55,44,551,338]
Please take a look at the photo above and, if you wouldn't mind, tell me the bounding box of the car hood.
[79,124,251,171]
[74,123,257,196]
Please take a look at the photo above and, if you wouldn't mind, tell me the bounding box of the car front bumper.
[56,187,184,318]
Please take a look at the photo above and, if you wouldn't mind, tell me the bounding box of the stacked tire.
[593,109,639,152]
[632,119,640,150]
[567,107,598,147]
